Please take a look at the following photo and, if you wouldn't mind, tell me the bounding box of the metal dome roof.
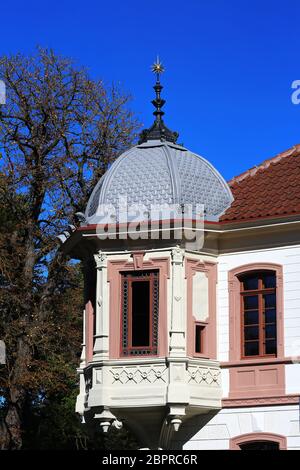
[85,139,233,224]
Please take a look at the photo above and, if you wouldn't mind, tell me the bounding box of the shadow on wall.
[169,410,219,450]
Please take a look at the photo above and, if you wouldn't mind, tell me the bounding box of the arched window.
[228,263,284,362]
[230,433,287,450]
[239,270,277,358]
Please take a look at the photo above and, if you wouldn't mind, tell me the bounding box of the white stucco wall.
[182,405,300,450]
[91,245,300,448]
[181,245,300,450]
[217,244,300,395]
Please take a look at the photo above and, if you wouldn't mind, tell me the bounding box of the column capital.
[94,251,108,269]
[171,246,184,265]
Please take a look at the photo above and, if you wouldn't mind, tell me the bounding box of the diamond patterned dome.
[85,140,233,223]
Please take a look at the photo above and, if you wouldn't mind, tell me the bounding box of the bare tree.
[0,48,140,449]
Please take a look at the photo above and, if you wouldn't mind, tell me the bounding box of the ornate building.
[58,61,300,450]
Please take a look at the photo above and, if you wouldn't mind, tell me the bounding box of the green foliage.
[22,389,139,450]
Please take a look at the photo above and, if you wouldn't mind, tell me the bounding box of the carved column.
[75,309,86,416]
[83,259,95,363]
[169,246,186,357]
[167,247,189,428]
[80,308,86,366]
[93,251,109,360]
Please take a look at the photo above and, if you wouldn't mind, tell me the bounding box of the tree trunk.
[0,421,10,450]
[4,402,23,449]
[2,333,32,449]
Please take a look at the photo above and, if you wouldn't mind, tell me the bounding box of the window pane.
[265,324,276,339]
[244,295,258,310]
[265,308,276,323]
[244,341,259,356]
[131,281,150,347]
[244,311,259,325]
[244,326,259,340]
[262,272,276,289]
[265,339,277,354]
[195,324,204,354]
[242,275,259,291]
[263,293,276,308]
[240,441,279,450]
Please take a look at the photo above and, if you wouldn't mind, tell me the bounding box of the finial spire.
[151,56,165,123]
[138,57,178,144]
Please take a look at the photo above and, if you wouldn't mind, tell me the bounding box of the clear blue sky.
[1,0,300,180]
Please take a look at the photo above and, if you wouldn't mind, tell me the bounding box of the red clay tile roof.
[220,144,300,222]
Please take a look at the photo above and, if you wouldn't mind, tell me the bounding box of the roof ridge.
[229,143,300,185]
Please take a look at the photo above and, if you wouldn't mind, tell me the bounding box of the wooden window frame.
[194,322,207,356]
[120,270,159,357]
[228,262,284,363]
[240,271,277,359]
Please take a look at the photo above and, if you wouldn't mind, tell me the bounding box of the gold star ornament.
[151,57,165,75]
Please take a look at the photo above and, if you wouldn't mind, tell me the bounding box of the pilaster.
[169,246,186,357]
[93,251,109,360]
